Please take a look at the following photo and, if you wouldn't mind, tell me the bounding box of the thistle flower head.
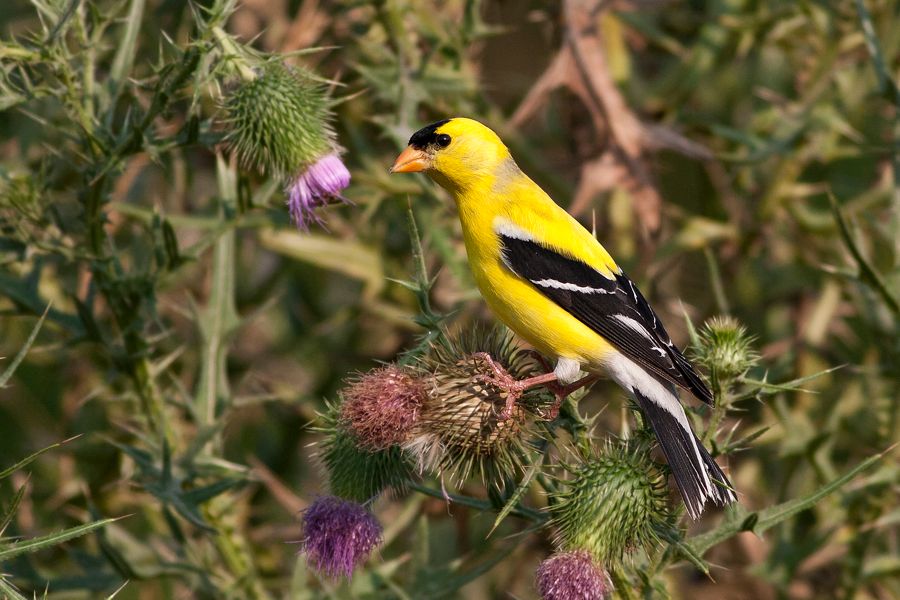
[536,551,613,600]
[319,402,415,502]
[286,153,351,229]
[224,62,332,177]
[404,328,551,485]
[550,441,668,564]
[694,316,758,389]
[300,495,382,579]
[340,365,425,451]
[223,62,350,228]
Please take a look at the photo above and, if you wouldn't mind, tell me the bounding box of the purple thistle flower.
[300,495,382,579]
[340,365,425,451]
[536,551,613,600]
[287,153,351,229]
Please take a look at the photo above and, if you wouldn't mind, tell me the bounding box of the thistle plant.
[404,329,552,485]
[340,365,425,451]
[223,61,350,228]
[324,327,551,488]
[0,0,896,597]
[318,401,415,502]
[549,440,669,565]
[693,316,758,397]
[536,551,613,600]
[300,495,383,579]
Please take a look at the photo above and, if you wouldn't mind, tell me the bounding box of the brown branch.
[510,0,714,237]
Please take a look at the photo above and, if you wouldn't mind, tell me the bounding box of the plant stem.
[408,482,547,524]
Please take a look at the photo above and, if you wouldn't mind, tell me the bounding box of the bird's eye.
[435,134,451,147]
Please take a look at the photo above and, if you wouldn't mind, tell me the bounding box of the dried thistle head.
[404,327,552,485]
[339,365,425,451]
[550,440,669,565]
[317,402,414,503]
[694,315,758,390]
[536,550,613,600]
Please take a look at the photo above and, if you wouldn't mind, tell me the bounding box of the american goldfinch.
[390,118,737,518]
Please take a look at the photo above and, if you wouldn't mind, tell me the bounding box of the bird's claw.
[541,394,564,421]
[472,352,524,421]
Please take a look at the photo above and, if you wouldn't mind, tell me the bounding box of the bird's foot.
[472,352,599,421]
[541,374,601,421]
[471,352,528,420]
[543,390,565,421]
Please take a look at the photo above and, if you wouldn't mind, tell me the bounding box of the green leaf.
[0,481,27,536]
[0,435,81,481]
[0,517,122,562]
[415,542,518,598]
[108,0,146,99]
[829,192,900,315]
[863,554,900,581]
[739,365,843,396]
[258,228,385,298]
[655,524,709,575]
[687,449,888,555]
[488,452,542,537]
[0,577,29,600]
[0,303,49,388]
[181,478,245,505]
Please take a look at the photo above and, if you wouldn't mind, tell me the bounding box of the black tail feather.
[695,433,738,505]
[633,388,736,519]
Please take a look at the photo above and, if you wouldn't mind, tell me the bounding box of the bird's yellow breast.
[453,171,617,367]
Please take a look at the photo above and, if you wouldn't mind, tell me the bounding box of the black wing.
[499,234,713,405]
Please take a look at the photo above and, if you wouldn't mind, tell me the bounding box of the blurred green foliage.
[0,0,897,598]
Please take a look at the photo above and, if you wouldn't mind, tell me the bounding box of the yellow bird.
[390,117,736,518]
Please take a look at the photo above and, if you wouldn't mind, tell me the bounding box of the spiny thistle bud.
[318,403,414,502]
[536,551,613,600]
[223,62,350,229]
[300,495,382,579]
[340,365,425,451]
[550,442,668,565]
[404,328,551,484]
[694,316,758,390]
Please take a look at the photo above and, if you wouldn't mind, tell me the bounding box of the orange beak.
[390,146,431,173]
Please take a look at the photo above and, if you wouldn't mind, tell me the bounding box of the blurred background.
[0,0,898,598]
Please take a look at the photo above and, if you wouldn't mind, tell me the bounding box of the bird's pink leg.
[543,374,600,420]
[471,352,559,420]
[472,352,599,421]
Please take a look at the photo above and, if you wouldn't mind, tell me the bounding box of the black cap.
[408,119,451,149]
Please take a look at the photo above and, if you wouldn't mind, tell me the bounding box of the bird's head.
[390,118,512,193]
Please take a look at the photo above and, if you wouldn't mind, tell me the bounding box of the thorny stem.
[408,482,547,524]
[702,385,729,447]
[69,40,198,444]
[608,566,638,600]
[205,496,271,600]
